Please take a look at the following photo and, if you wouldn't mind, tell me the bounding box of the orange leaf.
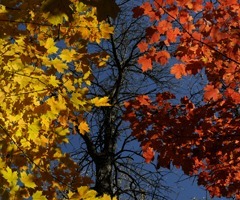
[143,147,154,163]
[138,41,148,53]
[138,56,152,71]
[155,51,170,65]
[136,95,151,106]
[225,88,240,104]
[204,85,221,101]
[166,28,180,43]
[79,121,90,135]
[170,63,187,79]
[156,20,172,34]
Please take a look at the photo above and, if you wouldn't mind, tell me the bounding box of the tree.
[125,0,240,199]
[72,0,178,199]
[0,0,176,199]
[0,0,239,199]
[0,0,114,199]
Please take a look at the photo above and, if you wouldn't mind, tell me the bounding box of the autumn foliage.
[0,0,114,199]
[125,0,240,198]
[0,0,239,199]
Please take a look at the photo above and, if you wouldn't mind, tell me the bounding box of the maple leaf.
[32,191,47,200]
[204,85,221,101]
[130,0,240,198]
[99,23,114,39]
[136,95,151,106]
[91,96,111,107]
[170,63,187,79]
[47,95,67,115]
[20,171,37,189]
[138,55,152,71]
[157,20,172,34]
[44,38,58,54]
[138,41,148,53]
[142,146,155,163]
[225,88,240,104]
[51,58,68,73]
[59,49,76,62]
[1,166,18,187]
[0,4,7,14]
[155,51,170,65]
[98,55,110,67]
[49,75,60,87]
[27,119,41,141]
[132,6,144,18]
[166,28,181,43]
[100,194,118,200]
[56,127,69,137]
[78,121,90,135]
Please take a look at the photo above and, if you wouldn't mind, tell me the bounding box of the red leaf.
[170,63,187,79]
[146,27,161,43]
[157,20,172,34]
[142,146,154,163]
[132,6,144,18]
[166,28,181,43]
[225,88,240,104]
[155,50,170,65]
[136,95,151,106]
[142,2,152,14]
[192,0,203,11]
[138,55,152,71]
[138,41,148,53]
[204,85,221,101]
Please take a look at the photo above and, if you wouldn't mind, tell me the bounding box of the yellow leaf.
[71,90,87,109]
[91,96,111,107]
[81,27,91,40]
[63,79,75,91]
[28,119,40,141]
[100,23,114,39]
[44,12,69,25]
[20,171,37,189]
[44,38,58,54]
[99,194,118,200]
[49,75,60,87]
[78,121,89,135]
[47,95,67,115]
[77,186,97,199]
[59,49,76,62]
[56,127,69,136]
[51,58,68,73]
[68,190,79,199]
[99,55,110,67]
[20,138,31,149]
[75,2,88,13]
[9,184,20,195]
[0,4,7,14]
[1,167,18,187]
[32,191,47,200]
[53,148,64,158]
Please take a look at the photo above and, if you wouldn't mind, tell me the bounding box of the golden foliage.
[0,0,113,198]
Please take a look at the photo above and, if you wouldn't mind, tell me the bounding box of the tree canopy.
[0,0,239,199]
[127,0,240,198]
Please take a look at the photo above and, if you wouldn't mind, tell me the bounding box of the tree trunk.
[94,155,113,196]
